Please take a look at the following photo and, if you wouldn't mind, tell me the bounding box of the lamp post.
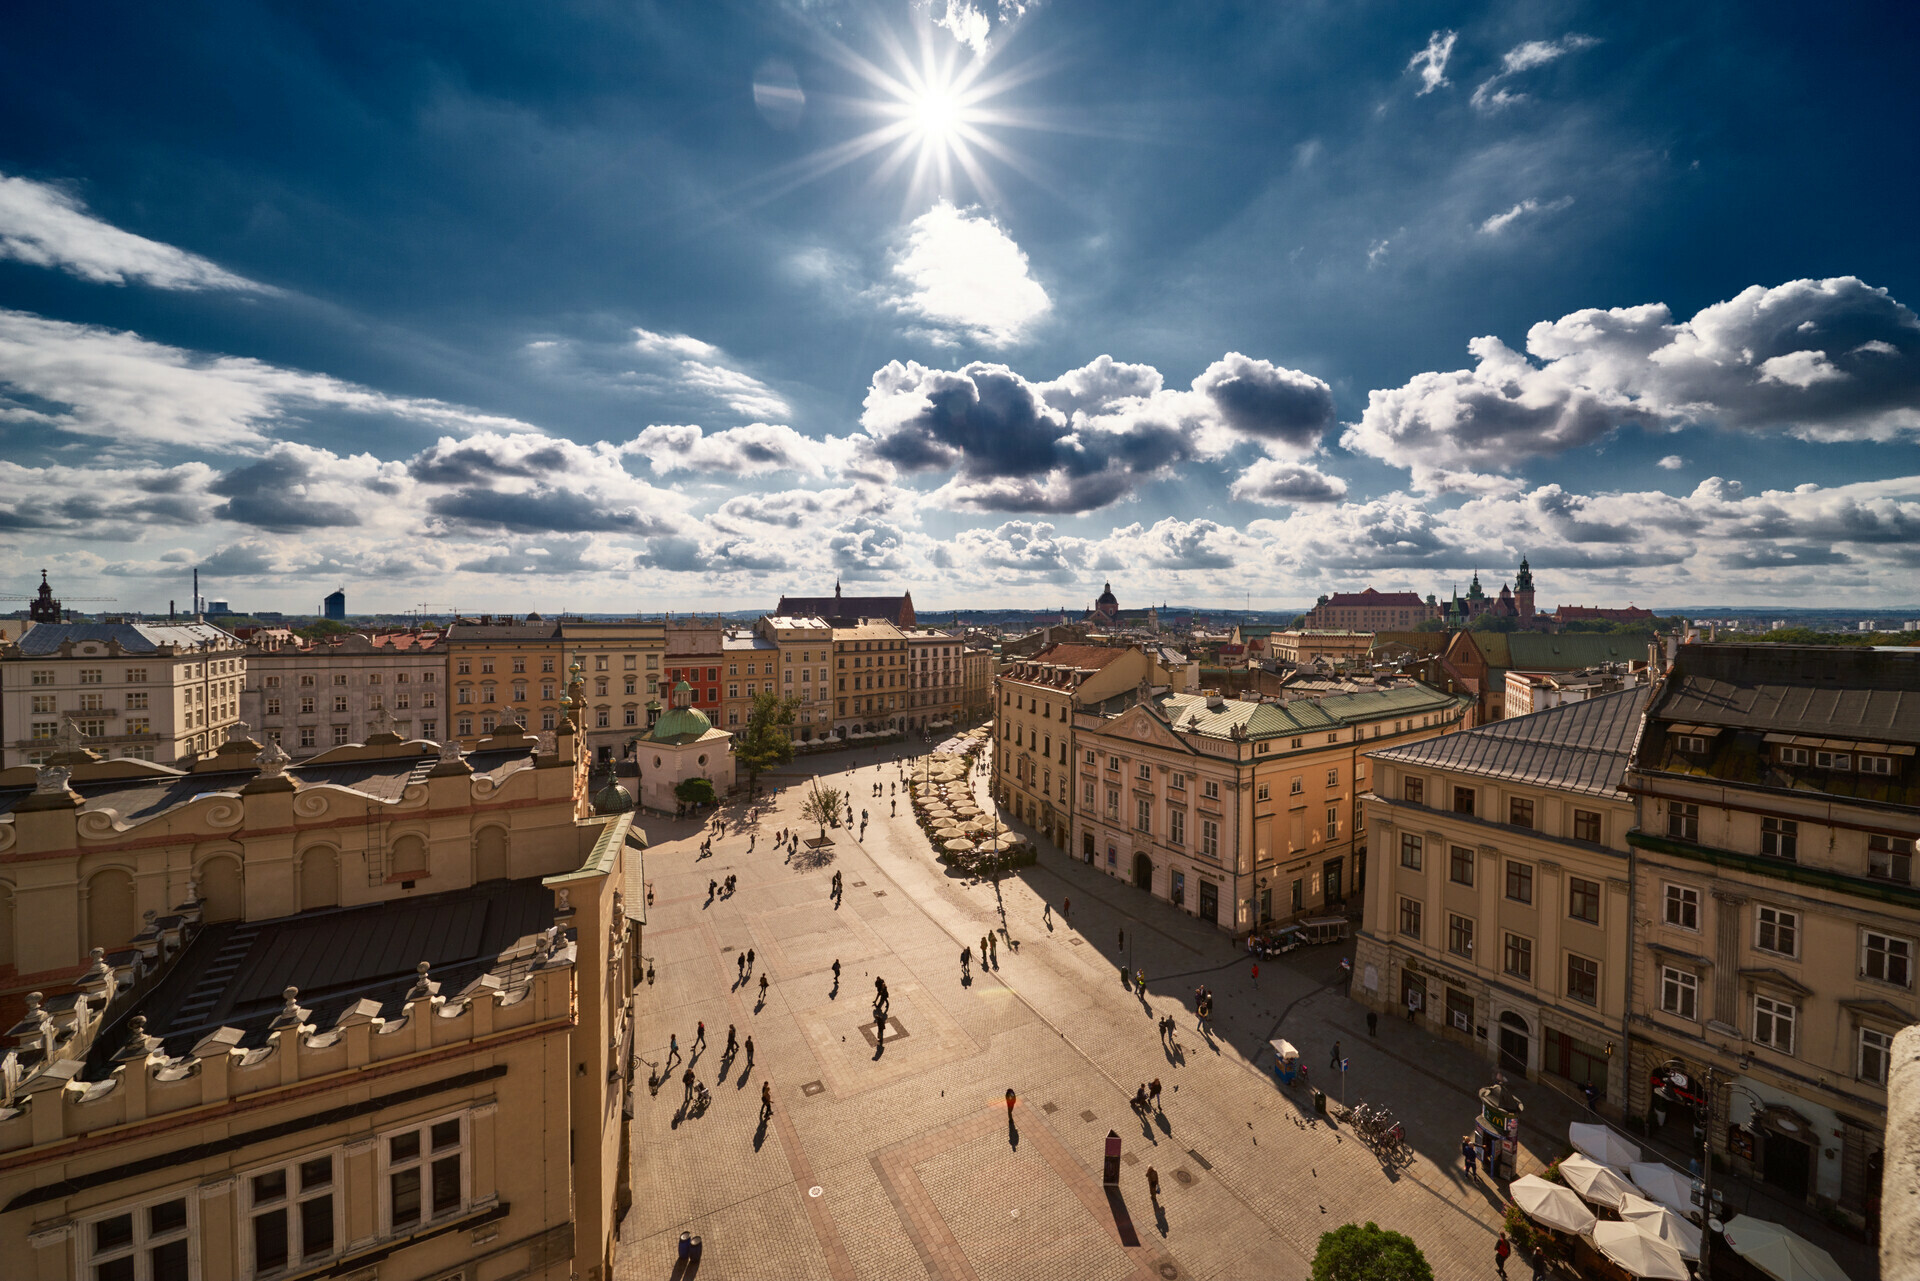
[1654,1058,1722,1278]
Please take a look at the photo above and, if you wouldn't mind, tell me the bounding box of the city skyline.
[3,2,1919,611]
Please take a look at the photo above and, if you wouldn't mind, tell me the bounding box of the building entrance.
[1498,1012,1530,1074]
[1133,853,1153,891]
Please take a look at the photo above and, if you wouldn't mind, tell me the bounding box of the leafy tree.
[295,619,355,640]
[1411,618,1447,633]
[735,692,800,789]
[674,777,717,808]
[1468,613,1519,633]
[800,785,844,839]
[1311,1222,1433,1281]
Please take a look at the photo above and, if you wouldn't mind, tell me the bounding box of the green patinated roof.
[647,680,713,742]
[1505,632,1655,669]
[1154,683,1468,741]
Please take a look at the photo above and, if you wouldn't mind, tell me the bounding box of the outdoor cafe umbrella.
[1627,1162,1697,1217]
[1569,1121,1642,1169]
[943,838,976,854]
[1618,1194,1702,1261]
[1510,1175,1597,1235]
[1720,1215,1852,1281]
[1559,1153,1639,1210]
[1587,1221,1689,1281]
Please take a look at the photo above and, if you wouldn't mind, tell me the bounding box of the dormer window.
[1816,750,1852,771]
[1675,734,1707,755]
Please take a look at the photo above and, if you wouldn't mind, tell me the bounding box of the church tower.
[1514,555,1536,619]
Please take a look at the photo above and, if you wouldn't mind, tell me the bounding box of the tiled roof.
[1370,685,1651,797]
[444,622,562,642]
[1651,644,1920,741]
[777,593,912,621]
[1031,643,1130,670]
[15,622,241,655]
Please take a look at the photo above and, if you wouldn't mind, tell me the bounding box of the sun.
[912,86,962,143]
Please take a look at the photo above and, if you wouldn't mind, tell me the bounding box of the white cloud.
[0,172,267,291]
[1368,238,1391,267]
[1343,277,1920,490]
[887,200,1051,348]
[1407,30,1458,95]
[632,328,721,360]
[934,1,992,56]
[1479,195,1574,235]
[1658,454,1685,470]
[627,327,789,419]
[1471,34,1600,112]
[625,422,855,477]
[0,308,540,450]
[1228,458,1349,505]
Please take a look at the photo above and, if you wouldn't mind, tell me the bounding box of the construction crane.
[413,603,459,627]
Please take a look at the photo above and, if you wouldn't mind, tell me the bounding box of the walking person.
[725,1024,737,1059]
[1494,1231,1511,1279]
[758,973,769,1001]
[1406,987,1421,1022]
[1043,902,1052,927]
[1251,962,1259,987]
[746,948,755,972]
[1149,1078,1162,1111]
[668,1032,679,1063]
[743,1035,754,1068]
[736,954,746,982]
[1329,1040,1341,1071]
[987,934,996,968]
[961,946,972,981]
[1461,1134,1479,1180]
[1146,1167,1160,1204]
[708,878,717,900]
[695,1021,706,1052]
[760,1081,773,1123]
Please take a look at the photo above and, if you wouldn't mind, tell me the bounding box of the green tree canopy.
[1311,1222,1434,1281]
[674,777,717,808]
[736,692,800,786]
[294,619,355,640]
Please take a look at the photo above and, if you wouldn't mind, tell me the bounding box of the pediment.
[1107,704,1193,754]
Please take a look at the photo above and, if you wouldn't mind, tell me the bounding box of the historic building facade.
[444,618,565,748]
[1306,589,1440,632]
[831,619,908,738]
[1356,687,1647,1112]
[904,628,965,731]
[560,620,667,765]
[753,615,833,740]
[243,631,444,758]
[995,644,1152,851]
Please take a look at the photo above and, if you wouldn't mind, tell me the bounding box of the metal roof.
[15,622,241,655]
[1370,685,1652,798]
[1652,644,1920,742]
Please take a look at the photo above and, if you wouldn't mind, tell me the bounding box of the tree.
[1412,618,1447,633]
[799,785,844,839]
[674,777,717,809]
[735,692,800,789]
[1468,612,1519,633]
[295,619,355,640]
[1311,1222,1433,1281]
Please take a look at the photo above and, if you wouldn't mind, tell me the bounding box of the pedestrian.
[1146,1167,1160,1203]
[759,973,769,1000]
[683,1067,696,1103]
[1583,1081,1599,1112]
[1043,902,1052,926]
[1149,1078,1162,1111]
[1251,962,1259,987]
[987,934,996,968]
[961,946,972,979]
[760,1081,773,1122]
[744,1035,754,1066]
[832,959,841,985]
[749,834,755,852]
[1135,969,1146,996]
[1329,1040,1341,1070]
[746,948,755,971]
[1461,1135,1479,1180]
[669,1032,679,1062]
[1367,1010,1378,1037]
[982,934,990,963]
[695,1021,706,1051]
[708,878,717,900]
[1494,1231,1511,1279]
[1062,897,1069,919]
[736,954,745,981]
[876,1009,886,1042]
[725,1024,737,1057]
[1406,988,1421,1022]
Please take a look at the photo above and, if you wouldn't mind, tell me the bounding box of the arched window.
[299,846,340,909]
[391,834,430,877]
[196,856,245,923]
[86,869,138,954]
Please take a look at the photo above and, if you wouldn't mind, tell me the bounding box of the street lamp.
[1652,1058,1723,1277]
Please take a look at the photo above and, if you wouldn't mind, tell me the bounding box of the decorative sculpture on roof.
[367,706,396,738]
[33,764,73,795]
[255,739,291,777]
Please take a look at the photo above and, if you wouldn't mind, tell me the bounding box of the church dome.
[591,778,635,815]
[646,680,712,741]
[1097,581,1118,607]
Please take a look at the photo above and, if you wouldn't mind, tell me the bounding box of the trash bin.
[1312,1087,1326,1114]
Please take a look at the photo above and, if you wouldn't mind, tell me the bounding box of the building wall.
[663,621,724,725]
[1356,760,1634,1110]
[244,638,443,758]
[1270,631,1375,667]
[755,617,834,741]
[996,647,1149,852]
[832,620,908,737]
[905,629,965,730]
[561,622,667,766]
[446,623,566,748]
[3,633,246,769]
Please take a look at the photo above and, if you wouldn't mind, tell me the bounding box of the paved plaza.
[621,739,1876,1280]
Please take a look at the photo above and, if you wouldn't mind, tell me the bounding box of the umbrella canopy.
[1627,1163,1697,1217]
[1619,1195,1702,1261]
[943,838,976,853]
[1510,1175,1597,1235]
[1271,1038,1299,1061]
[1569,1122,1642,1168]
[1720,1216,1852,1281]
[1588,1221,1689,1281]
[1559,1154,1639,1210]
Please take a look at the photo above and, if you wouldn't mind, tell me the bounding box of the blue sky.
[3,0,1919,614]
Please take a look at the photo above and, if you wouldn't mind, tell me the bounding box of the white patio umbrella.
[1720,1215,1852,1281]
[1558,1153,1638,1210]
[1627,1162,1697,1217]
[1618,1194,1702,1261]
[1588,1221,1689,1281]
[943,838,976,853]
[1510,1175,1596,1234]
[1569,1121,1642,1168]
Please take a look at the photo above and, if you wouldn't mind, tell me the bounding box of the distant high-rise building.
[208,599,232,615]
[323,587,347,620]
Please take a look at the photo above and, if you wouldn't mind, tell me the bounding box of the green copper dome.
[591,778,635,815]
[647,679,712,741]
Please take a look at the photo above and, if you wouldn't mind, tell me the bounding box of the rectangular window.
[1403,776,1424,804]
[1326,806,1339,838]
[1566,808,1599,843]
[1170,771,1185,790]
[81,1194,193,1281]
[382,1115,468,1233]
[1448,913,1474,959]
[1085,749,1097,765]
[127,717,150,735]
[1675,734,1707,754]
[1756,906,1798,958]
[1761,817,1799,861]
[1667,801,1699,841]
[300,727,316,748]
[1400,833,1422,870]
[332,725,349,745]
[1106,789,1120,820]
[1660,967,1698,1021]
[30,694,54,714]
[1169,808,1185,845]
[31,669,54,685]
[1138,762,1151,781]
[1398,897,1422,939]
[333,696,348,713]
[1083,781,1094,808]
[1863,931,1912,988]
[1664,884,1699,930]
[1778,745,1809,766]
[1326,768,1338,787]
[80,667,103,684]
[1568,876,1600,925]
[1869,834,1913,884]
[1448,846,1474,886]
[1504,933,1532,981]
[1136,797,1152,832]
[1815,750,1852,771]
[1566,953,1599,1006]
[1203,780,1220,800]
[246,1153,338,1275]
[1452,786,1475,816]
[1508,797,1534,828]
[1289,777,1303,796]
[1200,819,1219,858]
[1859,754,1894,775]
[1256,783,1271,801]
[1861,1026,1895,1085]
[126,668,148,683]
[1753,994,1796,1053]
[1505,860,1533,905]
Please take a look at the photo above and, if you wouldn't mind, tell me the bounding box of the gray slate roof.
[16,622,240,655]
[1369,684,1652,798]
[1653,644,1920,742]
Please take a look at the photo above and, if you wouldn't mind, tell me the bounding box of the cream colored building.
[2,622,247,769]
[754,616,833,741]
[832,619,907,739]
[445,617,565,748]
[243,631,444,758]
[1624,644,1918,1226]
[996,644,1153,852]
[1269,630,1374,668]
[1356,687,1647,1110]
[0,707,641,1281]
[962,645,993,722]
[634,680,734,812]
[1076,683,1470,933]
[722,628,781,734]
[904,628,964,732]
[560,620,667,765]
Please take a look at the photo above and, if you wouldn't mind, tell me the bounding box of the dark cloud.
[427,487,672,535]
[1719,544,1853,570]
[409,439,575,484]
[1228,460,1349,504]
[209,455,361,530]
[1194,354,1335,446]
